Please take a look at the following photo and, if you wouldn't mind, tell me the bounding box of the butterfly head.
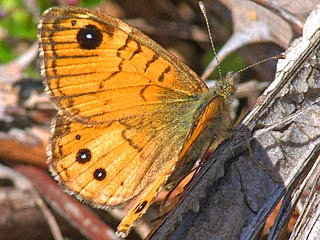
[214,71,239,101]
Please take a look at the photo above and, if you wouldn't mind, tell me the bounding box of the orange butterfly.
[39,6,236,238]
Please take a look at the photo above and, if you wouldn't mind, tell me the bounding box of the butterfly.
[38,6,237,238]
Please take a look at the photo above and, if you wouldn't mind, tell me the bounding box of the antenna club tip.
[280,52,286,59]
[199,1,205,12]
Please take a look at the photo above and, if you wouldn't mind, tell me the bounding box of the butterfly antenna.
[199,1,222,80]
[237,52,286,74]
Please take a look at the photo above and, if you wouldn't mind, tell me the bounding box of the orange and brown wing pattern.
[49,111,187,206]
[39,7,208,125]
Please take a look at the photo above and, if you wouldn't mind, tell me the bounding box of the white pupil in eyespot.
[86,33,93,39]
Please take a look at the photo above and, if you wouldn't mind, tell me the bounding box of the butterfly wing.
[39,6,212,202]
[39,6,216,237]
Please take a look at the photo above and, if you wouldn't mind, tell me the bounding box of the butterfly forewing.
[39,7,208,125]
